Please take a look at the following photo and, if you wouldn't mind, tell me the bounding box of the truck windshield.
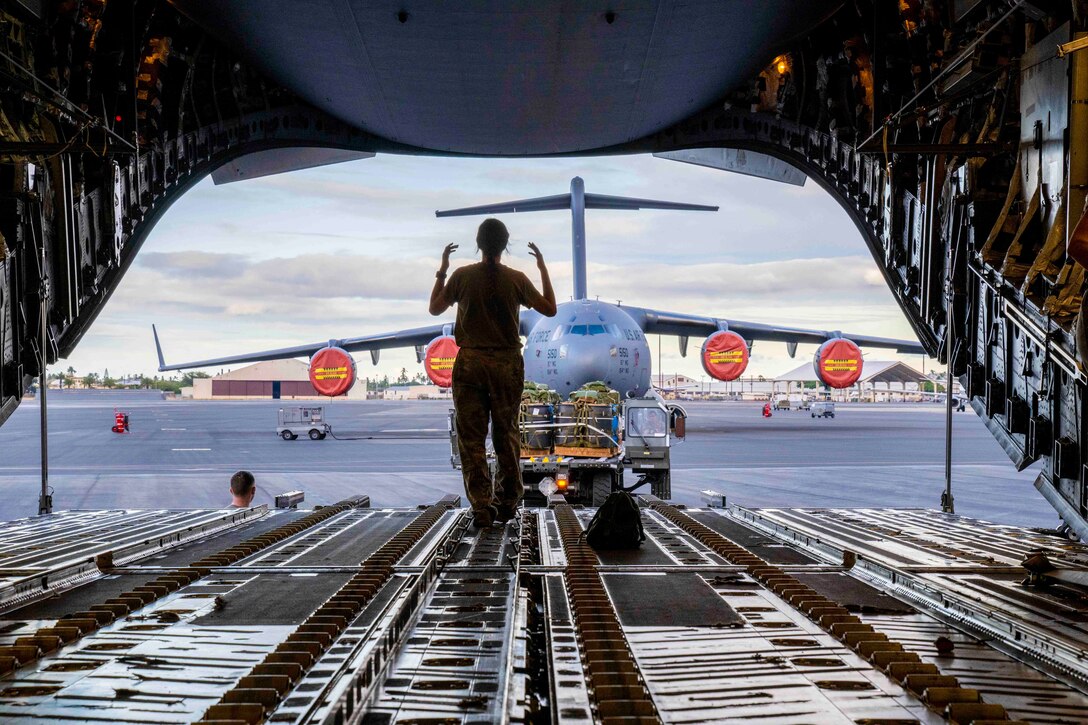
[627,408,667,438]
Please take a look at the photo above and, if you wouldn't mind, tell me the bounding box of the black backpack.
[584,491,644,549]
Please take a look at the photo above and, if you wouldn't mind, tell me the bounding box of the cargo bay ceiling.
[2,0,1088,535]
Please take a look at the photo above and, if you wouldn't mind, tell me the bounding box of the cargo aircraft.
[153,177,924,395]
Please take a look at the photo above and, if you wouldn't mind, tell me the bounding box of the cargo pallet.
[553,445,620,458]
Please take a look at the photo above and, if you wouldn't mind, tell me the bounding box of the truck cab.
[621,396,684,500]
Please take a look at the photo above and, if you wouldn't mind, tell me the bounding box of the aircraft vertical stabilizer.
[436,178,717,299]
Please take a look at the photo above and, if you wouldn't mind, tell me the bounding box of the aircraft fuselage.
[523,299,652,397]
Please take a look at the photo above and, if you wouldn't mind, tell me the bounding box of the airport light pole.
[942,364,955,513]
[38,244,52,516]
[658,335,663,391]
[942,216,955,514]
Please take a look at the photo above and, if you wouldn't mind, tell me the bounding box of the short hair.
[476,218,509,259]
[230,470,255,496]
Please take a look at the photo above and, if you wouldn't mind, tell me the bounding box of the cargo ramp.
[0,498,1085,723]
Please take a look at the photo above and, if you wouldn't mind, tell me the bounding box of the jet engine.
[309,346,357,396]
[700,330,749,381]
[424,335,460,387]
[813,338,863,388]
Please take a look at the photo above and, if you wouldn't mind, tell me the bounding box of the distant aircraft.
[153,177,924,396]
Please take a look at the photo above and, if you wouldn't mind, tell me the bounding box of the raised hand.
[440,243,458,273]
[527,242,545,269]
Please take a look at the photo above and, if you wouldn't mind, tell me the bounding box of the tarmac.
[0,389,1059,528]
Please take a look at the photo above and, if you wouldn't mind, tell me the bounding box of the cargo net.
[519,382,620,453]
[520,382,560,450]
[559,383,619,453]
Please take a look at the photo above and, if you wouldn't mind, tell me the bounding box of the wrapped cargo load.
[522,381,561,405]
[568,380,621,405]
[520,382,560,452]
[555,382,620,455]
[519,404,554,451]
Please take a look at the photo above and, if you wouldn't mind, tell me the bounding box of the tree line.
[45,368,210,394]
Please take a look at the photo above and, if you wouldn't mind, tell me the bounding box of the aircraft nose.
[567,341,611,384]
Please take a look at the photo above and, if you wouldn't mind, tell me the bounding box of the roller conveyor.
[0,499,1085,723]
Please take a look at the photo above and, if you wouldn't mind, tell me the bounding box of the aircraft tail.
[437,178,717,300]
[152,325,166,371]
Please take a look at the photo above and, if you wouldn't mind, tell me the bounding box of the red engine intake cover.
[309,346,357,396]
[814,338,863,388]
[424,335,460,388]
[700,331,749,381]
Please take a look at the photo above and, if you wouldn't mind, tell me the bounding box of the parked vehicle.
[278,406,331,440]
[811,401,835,419]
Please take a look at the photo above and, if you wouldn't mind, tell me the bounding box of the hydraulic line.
[325,425,445,441]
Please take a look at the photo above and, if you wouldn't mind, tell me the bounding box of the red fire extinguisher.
[111,410,130,434]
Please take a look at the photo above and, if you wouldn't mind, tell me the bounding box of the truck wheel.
[309,429,322,440]
[591,472,613,507]
[811,413,815,418]
[281,430,293,441]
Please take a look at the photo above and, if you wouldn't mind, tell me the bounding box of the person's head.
[476,218,509,262]
[230,470,256,506]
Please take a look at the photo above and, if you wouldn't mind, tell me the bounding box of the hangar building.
[184,360,367,400]
[773,360,951,402]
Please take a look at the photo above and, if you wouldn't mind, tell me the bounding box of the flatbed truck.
[449,392,685,506]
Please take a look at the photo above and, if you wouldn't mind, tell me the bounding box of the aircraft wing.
[154,309,546,372]
[436,193,717,216]
[620,306,925,354]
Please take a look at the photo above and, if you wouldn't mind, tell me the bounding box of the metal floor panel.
[0,507,270,612]
[735,506,1088,569]
[358,523,517,723]
[865,613,1088,723]
[733,505,1088,697]
[0,503,1085,723]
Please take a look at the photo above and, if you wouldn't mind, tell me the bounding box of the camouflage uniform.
[453,348,524,518]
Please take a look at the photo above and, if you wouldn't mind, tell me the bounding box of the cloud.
[587,256,886,304]
[60,152,929,379]
[130,250,887,320]
[140,251,248,278]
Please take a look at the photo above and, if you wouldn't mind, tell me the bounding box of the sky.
[62,153,933,382]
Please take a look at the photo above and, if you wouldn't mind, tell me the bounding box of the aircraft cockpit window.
[550,326,567,341]
[606,324,622,338]
[587,324,607,335]
[570,325,588,335]
[627,408,668,438]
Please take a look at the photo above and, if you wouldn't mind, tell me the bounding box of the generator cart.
[278,406,331,440]
[449,390,685,506]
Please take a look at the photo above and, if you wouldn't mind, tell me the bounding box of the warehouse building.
[773,360,946,402]
[382,384,450,400]
[183,360,367,400]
